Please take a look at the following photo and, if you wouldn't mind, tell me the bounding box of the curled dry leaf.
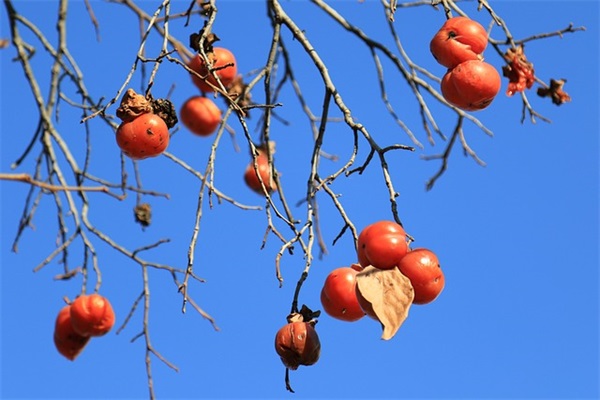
[537,78,572,105]
[189,29,219,53]
[287,305,320,324]
[355,266,414,340]
[116,89,152,122]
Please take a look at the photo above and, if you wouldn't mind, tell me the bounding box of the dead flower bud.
[134,203,152,227]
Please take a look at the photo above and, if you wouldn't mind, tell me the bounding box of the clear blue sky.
[1,1,598,399]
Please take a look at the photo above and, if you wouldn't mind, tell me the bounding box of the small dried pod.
[274,321,321,370]
[134,203,152,227]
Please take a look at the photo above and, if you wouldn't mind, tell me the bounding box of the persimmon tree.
[1,0,584,398]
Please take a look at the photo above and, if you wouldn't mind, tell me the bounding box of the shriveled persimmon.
[116,112,170,160]
[188,47,237,92]
[179,96,222,137]
[69,293,116,337]
[274,321,321,370]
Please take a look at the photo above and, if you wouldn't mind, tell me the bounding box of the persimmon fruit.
[53,305,90,361]
[320,265,365,322]
[116,112,169,159]
[441,60,501,111]
[244,150,276,194]
[179,96,222,137]
[69,294,116,337]
[357,220,408,270]
[397,248,445,304]
[430,16,488,69]
[188,47,237,92]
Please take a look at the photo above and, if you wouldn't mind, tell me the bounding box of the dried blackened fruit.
[274,321,320,370]
[151,97,178,129]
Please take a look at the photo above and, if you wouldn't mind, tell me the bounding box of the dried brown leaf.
[537,78,572,105]
[116,89,152,122]
[356,266,414,340]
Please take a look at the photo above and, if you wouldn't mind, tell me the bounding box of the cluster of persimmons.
[430,16,501,111]
[113,40,275,196]
[54,294,115,360]
[56,34,277,362]
[271,17,517,373]
[109,21,463,374]
[273,220,445,372]
[64,16,531,378]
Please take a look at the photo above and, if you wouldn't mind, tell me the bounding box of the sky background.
[1,1,599,399]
